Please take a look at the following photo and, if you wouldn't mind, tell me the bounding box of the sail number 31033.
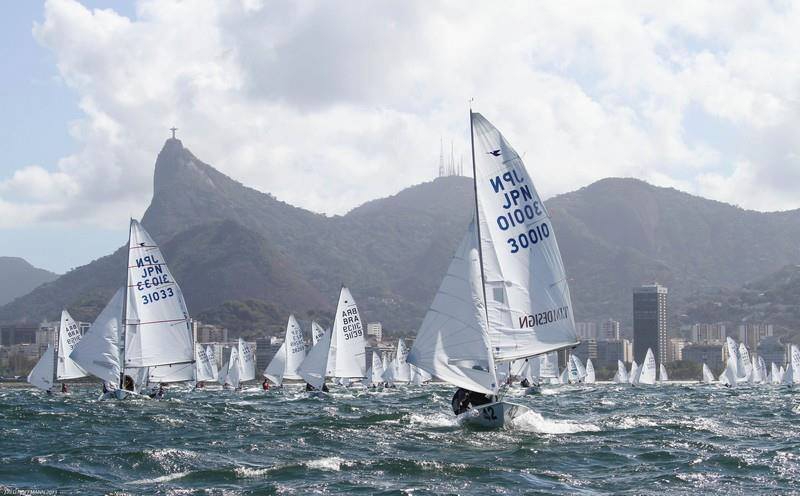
[507,222,550,254]
[141,287,175,305]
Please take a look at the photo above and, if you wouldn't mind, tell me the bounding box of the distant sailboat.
[226,347,241,390]
[569,355,586,383]
[28,309,88,393]
[366,351,385,387]
[702,363,715,384]
[659,363,669,382]
[770,363,781,385]
[264,315,306,387]
[386,339,411,385]
[70,220,195,400]
[782,345,800,387]
[628,361,639,384]
[195,344,218,383]
[408,112,579,428]
[615,360,629,384]
[585,359,596,384]
[633,349,656,385]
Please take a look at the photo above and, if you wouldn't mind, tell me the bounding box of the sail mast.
[119,218,132,389]
[469,107,491,330]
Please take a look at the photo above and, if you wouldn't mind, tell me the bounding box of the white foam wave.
[305,456,353,471]
[407,412,458,428]
[513,410,600,434]
[128,471,191,484]
[235,466,274,478]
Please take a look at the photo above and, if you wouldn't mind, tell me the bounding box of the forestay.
[407,222,499,396]
[70,288,125,386]
[57,310,87,380]
[470,113,579,362]
[124,219,194,368]
[331,287,366,379]
[28,345,55,392]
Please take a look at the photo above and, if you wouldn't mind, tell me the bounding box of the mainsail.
[227,347,241,389]
[195,344,217,382]
[392,339,412,383]
[470,113,579,361]
[311,321,325,346]
[585,358,596,384]
[124,219,194,368]
[330,287,367,379]
[27,345,55,392]
[264,315,305,385]
[628,361,639,384]
[148,362,195,383]
[70,288,125,386]
[724,337,739,378]
[635,349,657,385]
[57,310,87,380]
[701,363,714,384]
[738,343,753,381]
[659,363,669,382]
[616,360,629,383]
[366,351,385,386]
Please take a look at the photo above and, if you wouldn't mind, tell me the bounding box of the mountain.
[4,139,800,337]
[0,257,59,306]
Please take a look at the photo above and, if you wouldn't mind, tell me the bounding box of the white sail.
[539,351,558,378]
[783,345,800,385]
[628,361,639,384]
[70,288,124,386]
[194,344,217,382]
[771,363,781,384]
[527,355,541,381]
[227,347,241,389]
[724,337,739,378]
[558,367,568,384]
[299,327,333,390]
[572,355,587,378]
[217,348,229,386]
[635,349,657,385]
[406,222,499,395]
[330,287,366,379]
[719,358,737,387]
[148,362,194,383]
[56,309,87,380]
[470,113,579,361]
[28,345,55,392]
[204,345,219,382]
[567,355,580,383]
[779,365,786,382]
[264,316,304,385]
[238,338,256,383]
[750,355,762,384]
[738,343,752,381]
[367,351,385,386]
[311,321,325,346]
[659,363,669,382]
[124,219,194,368]
[393,339,411,382]
[758,356,767,384]
[616,360,629,383]
[585,358,596,384]
[126,366,150,393]
[702,363,715,384]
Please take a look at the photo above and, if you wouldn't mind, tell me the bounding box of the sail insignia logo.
[487,149,501,156]
[518,306,570,328]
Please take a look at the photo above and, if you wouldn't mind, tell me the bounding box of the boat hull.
[458,401,528,429]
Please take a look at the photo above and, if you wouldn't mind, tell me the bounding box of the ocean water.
[0,383,798,495]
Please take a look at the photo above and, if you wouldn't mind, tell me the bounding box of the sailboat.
[385,339,411,385]
[226,347,241,390]
[298,287,366,391]
[194,344,218,384]
[568,355,586,383]
[558,367,569,385]
[408,112,580,428]
[738,343,753,382]
[628,360,639,384]
[770,363,781,384]
[585,359,596,384]
[701,363,714,384]
[366,351,385,388]
[539,352,559,385]
[410,364,433,386]
[782,345,800,387]
[632,349,656,385]
[70,219,195,400]
[28,309,88,393]
[659,363,669,382]
[264,315,306,387]
[615,360,629,384]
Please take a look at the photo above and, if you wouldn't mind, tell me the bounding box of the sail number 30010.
[141,287,175,305]
[507,222,550,254]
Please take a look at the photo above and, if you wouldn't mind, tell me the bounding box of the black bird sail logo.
[487,149,501,156]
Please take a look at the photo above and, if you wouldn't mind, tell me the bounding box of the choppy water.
[1,383,799,495]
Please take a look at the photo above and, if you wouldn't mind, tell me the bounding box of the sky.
[2,0,800,274]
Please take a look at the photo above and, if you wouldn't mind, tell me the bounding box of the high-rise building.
[757,336,785,368]
[193,321,229,344]
[366,322,383,342]
[691,323,726,344]
[669,338,688,362]
[575,322,598,340]
[596,340,626,366]
[682,344,724,372]
[738,323,773,352]
[633,283,668,367]
[570,339,597,361]
[600,319,620,341]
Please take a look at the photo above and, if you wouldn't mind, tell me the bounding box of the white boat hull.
[458,401,528,429]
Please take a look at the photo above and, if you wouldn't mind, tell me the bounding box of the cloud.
[3,0,800,231]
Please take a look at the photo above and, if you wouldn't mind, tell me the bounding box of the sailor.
[102,382,110,395]
[151,384,165,399]
[195,381,204,389]
[262,379,270,391]
[45,389,53,396]
[61,383,68,393]
[520,377,531,388]
[451,388,492,415]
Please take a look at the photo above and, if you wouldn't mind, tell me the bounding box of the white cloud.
[3,0,800,231]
